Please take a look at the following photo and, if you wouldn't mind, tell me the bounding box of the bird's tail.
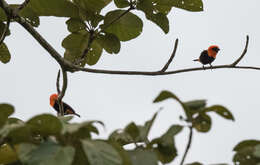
[193,59,199,62]
[74,113,81,118]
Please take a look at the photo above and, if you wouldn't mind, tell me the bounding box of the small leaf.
[81,140,122,165]
[192,113,212,133]
[103,10,143,41]
[66,18,86,33]
[109,129,134,146]
[20,6,40,27]
[0,43,11,64]
[27,114,62,136]
[186,162,203,165]
[114,0,130,8]
[0,21,10,36]
[125,122,140,140]
[153,90,182,103]
[204,105,234,121]
[96,32,121,54]
[0,103,14,127]
[146,13,169,34]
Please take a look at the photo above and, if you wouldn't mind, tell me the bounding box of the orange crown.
[50,93,58,106]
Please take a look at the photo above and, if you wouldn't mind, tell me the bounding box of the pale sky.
[1,0,260,164]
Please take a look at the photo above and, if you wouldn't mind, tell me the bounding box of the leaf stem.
[180,126,193,165]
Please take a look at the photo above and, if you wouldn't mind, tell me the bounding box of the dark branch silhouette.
[180,126,193,165]
[161,38,179,72]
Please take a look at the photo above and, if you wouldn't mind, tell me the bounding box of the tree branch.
[160,38,179,72]
[56,70,61,94]
[231,35,249,66]
[0,15,10,45]
[57,67,68,116]
[18,0,30,11]
[180,126,193,165]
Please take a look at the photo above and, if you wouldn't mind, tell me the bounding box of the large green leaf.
[27,114,62,136]
[0,104,14,127]
[184,100,206,110]
[127,149,158,165]
[145,13,169,34]
[96,32,121,54]
[81,140,122,165]
[73,0,112,13]
[18,142,75,165]
[27,0,79,17]
[204,105,234,121]
[103,10,143,41]
[233,140,260,165]
[0,43,11,64]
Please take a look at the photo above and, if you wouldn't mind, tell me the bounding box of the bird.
[193,45,220,69]
[49,93,80,117]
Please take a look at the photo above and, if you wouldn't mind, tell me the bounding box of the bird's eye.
[212,47,220,52]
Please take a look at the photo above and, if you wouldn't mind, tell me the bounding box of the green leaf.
[61,120,104,139]
[204,105,234,121]
[0,21,10,36]
[184,100,206,110]
[20,6,40,27]
[233,140,260,151]
[84,39,103,66]
[96,32,121,54]
[103,10,143,41]
[254,144,260,158]
[127,149,158,165]
[160,0,203,12]
[125,122,140,140]
[27,114,62,136]
[18,142,75,165]
[150,125,182,163]
[0,144,18,164]
[109,129,134,146]
[136,0,169,33]
[73,0,112,13]
[153,90,182,103]
[109,142,132,165]
[186,162,203,165]
[146,13,169,34]
[0,43,11,64]
[28,0,79,17]
[81,140,122,165]
[0,103,14,127]
[66,18,86,33]
[192,113,212,132]
[114,0,130,8]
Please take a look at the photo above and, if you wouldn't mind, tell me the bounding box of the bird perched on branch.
[193,45,220,69]
[49,94,80,117]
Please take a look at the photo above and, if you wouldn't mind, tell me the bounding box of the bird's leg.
[209,63,213,70]
[202,65,205,70]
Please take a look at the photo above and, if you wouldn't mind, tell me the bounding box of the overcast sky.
[1,0,260,164]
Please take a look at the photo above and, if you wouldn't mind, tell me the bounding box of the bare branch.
[180,126,193,165]
[231,35,249,66]
[57,67,68,116]
[18,0,30,11]
[160,38,179,72]
[56,70,61,94]
[0,16,10,45]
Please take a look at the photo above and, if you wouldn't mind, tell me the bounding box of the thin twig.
[231,35,249,66]
[56,70,61,94]
[161,38,179,72]
[57,67,68,116]
[0,16,10,45]
[180,126,193,165]
[18,0,30,11]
